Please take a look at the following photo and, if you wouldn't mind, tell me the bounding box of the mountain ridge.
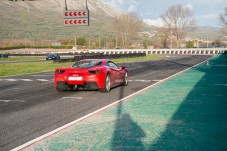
[0,0,224,45]
[0,0,118,42]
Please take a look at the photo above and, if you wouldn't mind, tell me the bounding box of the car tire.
[56,82,67,91]
[68,84,75,90]
[100,74,111,93]
[122,72,128,86]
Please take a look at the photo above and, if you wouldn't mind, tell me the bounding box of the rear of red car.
[54,68,106,90]
[54,60,107,91]
[54,59,128,92]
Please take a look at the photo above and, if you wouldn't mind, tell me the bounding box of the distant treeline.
[0,45,73,50]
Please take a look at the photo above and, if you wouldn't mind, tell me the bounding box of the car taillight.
[56,69,65,74]
[88,70,101,74]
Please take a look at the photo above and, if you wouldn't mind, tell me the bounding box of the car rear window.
[72,60,102,68]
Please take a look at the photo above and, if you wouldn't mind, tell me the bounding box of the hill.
[0,0,224,48]
[188,26,226,41]
[0,0,118,42]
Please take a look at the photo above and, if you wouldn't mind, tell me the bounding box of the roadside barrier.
[2,48,226,57]
[78,48,226,55]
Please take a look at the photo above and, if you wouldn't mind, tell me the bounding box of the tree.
[77,37,86,46]
[160,4,196,48]
[186,41,194,48]
[113,12,142,48]
[158,27,172,48]
[220,7,227,35]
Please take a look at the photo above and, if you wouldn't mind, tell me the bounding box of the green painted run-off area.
[27,55,227,151]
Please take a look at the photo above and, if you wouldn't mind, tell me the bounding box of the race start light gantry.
[64,10,89,18]
[64,18,89,26]
[64,10,89,26]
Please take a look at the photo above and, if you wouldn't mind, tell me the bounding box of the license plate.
[68,76,83,81]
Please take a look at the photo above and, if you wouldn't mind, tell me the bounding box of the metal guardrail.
[80,48,227,55]
[1,48,226,57]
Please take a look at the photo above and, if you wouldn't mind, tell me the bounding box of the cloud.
[103,0,226,26]
[185,3,193,10]
[105,0,140,13]
[197,9,222,20]
[127,4,137,12]
[191,0,225,4]
[111,0,124,6]
[143,18,164,27]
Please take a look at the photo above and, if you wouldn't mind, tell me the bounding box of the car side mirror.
[121,66,126,69]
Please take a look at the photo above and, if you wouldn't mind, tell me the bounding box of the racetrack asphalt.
[0,55,213,151]
[20,55,227,151]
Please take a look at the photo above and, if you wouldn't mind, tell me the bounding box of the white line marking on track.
[129,79,152,82]
[0,79,51,82]
[152,80,163,82]
[0,100,25,103]
[0,100,11,102]
[37,79,49,82]
[11,56,215,151]
[5,79,17,81]
[21,79,33,82]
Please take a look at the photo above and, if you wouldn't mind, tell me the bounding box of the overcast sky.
[102,0,226,27]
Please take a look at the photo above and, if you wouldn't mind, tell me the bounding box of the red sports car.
[54,59,128,92]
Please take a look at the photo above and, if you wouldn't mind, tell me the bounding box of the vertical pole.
[86,0,89,25]
[75,35,77,49]
[99,36,100,48]
[89,35,90,49]
[170,31,172,48]
[65,0,68,10]
[106,36,108,49]
[86,0,88,10]
[24,37,27,47]
[116,34,118,48]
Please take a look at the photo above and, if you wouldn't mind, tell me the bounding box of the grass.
[0,56,44,61]
[112,54,164,63]
[0,54,165,77]
[0,62,72,77]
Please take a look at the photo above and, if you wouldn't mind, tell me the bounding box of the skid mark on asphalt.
[62,97,83,100]
[129,79,163,82]
[31,75,53,77]
[61,96,99,101]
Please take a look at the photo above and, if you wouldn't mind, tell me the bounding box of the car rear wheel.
[56,82,67,91]
[100,74,111,93]
[122,72,128,86]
